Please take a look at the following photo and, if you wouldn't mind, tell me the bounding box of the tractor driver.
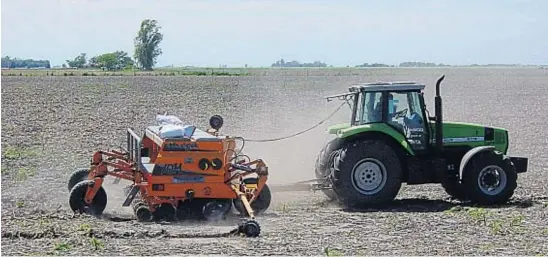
[372,93,406,133]
[373,93,399,120]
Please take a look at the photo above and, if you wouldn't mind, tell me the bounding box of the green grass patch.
[443,205,464,214]
[2,146,39,160]
[53,242,71,251]
[446,206,529,235]
[90,236,104,251]
[323,246,343,256]
[16,167,36,182]
[466,207,489,225]
[16,200,25,208]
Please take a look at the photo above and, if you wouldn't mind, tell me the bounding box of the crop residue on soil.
[2,68,548,255]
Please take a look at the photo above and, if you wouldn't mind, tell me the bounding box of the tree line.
[65,19,163,71]
[270,59,452,68]
[271,59,328,67]
[1,56,51,69]
[64,51,134,70]
[2,19,164,71]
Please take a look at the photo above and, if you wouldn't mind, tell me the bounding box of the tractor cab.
[328,81,431,152]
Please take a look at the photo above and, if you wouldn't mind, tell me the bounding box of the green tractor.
[313,75,528,207]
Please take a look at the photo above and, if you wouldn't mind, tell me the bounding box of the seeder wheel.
[132,200,152,221]
[135,205,152,222]
[69,180,107,216]
[202,200,232,222]
[238,219,261,237]
[152,203,176,222]
[67,168,90,192]
[233,178,271,217]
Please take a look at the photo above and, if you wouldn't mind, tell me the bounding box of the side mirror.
[429,116,436,121]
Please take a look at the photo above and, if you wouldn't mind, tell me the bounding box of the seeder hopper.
[67,115,271,237]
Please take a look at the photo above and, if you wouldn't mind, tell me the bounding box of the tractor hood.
[428,120,509,153]
[326,120,509,155]
[428,120,508,139]
[327,122,351,134]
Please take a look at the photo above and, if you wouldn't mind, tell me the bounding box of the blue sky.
[1,0,546,67]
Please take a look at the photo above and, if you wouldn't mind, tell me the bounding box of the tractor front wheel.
[69,180,108,216]
[462,151,517,205]
[331,139,403,208]
[441,180,467,201]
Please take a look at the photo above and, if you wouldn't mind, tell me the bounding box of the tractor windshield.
[355,92,383,124]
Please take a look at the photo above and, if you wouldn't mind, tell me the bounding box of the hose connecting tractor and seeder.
[67,114,271,237]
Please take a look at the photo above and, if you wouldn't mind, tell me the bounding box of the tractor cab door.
[385,91,428,151]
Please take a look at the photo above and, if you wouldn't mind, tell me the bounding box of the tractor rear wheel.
[314,139,342,201]
[331,139,403,208]
[233,178,271,216]
[68,168,89,192]
[462,151,517,205]
[69,180,108,216]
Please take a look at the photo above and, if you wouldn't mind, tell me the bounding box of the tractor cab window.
[387,92,427,150]
[355,92,382,124]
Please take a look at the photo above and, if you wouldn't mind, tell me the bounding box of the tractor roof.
[349,81,425,92]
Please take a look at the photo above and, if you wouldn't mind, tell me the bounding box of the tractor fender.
[458,146,496,180]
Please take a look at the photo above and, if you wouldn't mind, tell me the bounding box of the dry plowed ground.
[1,68,547,256]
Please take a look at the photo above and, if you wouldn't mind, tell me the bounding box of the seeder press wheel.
[235,219,261,237]
[132,201,152,222]
[68,180,108,216]
[233,178,272,217]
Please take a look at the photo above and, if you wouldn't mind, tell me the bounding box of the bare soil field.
[1,68,548,256]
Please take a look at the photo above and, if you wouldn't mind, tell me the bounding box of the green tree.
[95,53,118,70]
[66,53,87,68]
[89,51,135,70]
[133,19,163,70]
[114,50,134,69]
[88,56,99,67]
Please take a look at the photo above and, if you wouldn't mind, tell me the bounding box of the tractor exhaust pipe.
[435,75,445,153]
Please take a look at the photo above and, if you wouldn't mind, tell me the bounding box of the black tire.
[202,199,232,222]
[441,180,467,201]
[439,159,468,201]
[331,139,403,207]
[69,180,108,216]
[462,151,517,205]
[135,204,152,222]
[239,219,261,237]
[152,203,176,222]
[233,178,271,216]
[131,200,147,210]
[68,168,89,192]
[314,139,342,201]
